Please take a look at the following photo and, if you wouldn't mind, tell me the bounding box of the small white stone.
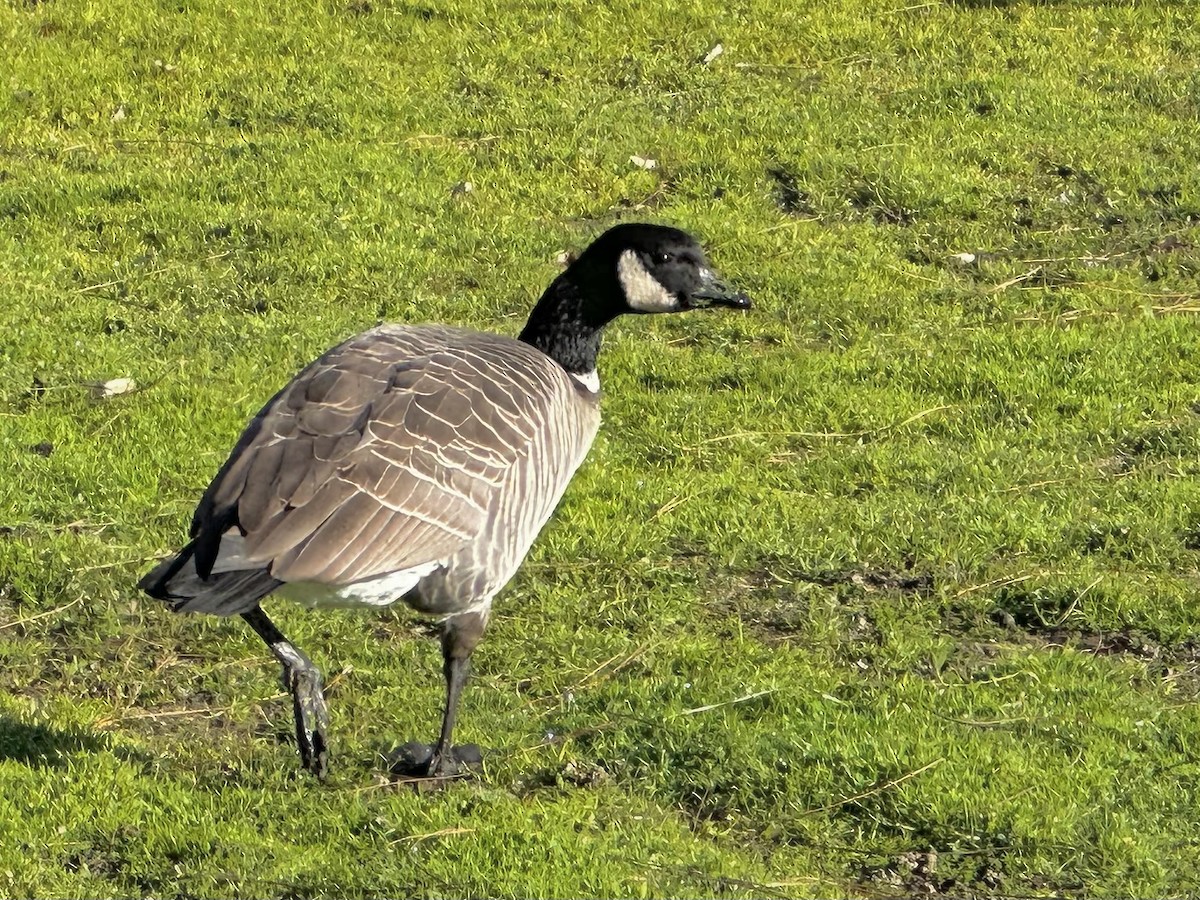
[629,155,657,170]
[88,377,136,399]
[702,43,724,65]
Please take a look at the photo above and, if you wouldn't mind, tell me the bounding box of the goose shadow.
[0,713,109,768]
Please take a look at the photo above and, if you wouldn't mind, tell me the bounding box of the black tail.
[138,540,199,603]
[138,541,281,616]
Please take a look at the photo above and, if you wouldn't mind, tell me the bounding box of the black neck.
[517,271,615,374]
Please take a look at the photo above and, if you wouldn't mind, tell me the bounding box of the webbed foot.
[388,741,482,783]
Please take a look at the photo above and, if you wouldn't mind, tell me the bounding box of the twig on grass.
[325,665,354,694]
[515,721,619,756]
[885,262,942,284]
[1014,308,1108,325]
[1017,253,1132,265]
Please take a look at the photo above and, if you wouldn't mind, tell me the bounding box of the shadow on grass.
[0,714,109,767]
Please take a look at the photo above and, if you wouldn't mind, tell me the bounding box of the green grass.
[3,0,1200,896]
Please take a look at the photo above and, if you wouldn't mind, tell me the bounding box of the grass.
[3,0,1200,896]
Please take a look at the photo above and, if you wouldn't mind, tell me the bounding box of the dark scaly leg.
[427,608,487,776]
[242,605,330,779]
[391,608,487,780]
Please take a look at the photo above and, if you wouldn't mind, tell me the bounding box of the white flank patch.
[617,249,678,313]
[210,530,251,573]
[276,561,442,610]
[571,369,600,393]
[211,530,440,610]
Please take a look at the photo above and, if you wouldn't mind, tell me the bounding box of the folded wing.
[188,325,549,588]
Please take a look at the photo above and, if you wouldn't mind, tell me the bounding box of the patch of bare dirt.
[859,849,957,896]
[793,566,934,594]
[690,549,932,651]
[937,595,1200,689]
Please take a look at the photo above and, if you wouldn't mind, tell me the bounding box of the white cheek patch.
[618,249,679,313]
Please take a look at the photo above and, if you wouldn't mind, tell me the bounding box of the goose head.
[575,222,752,317]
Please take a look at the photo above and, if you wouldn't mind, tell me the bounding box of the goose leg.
[391,609,486,780]
[242,605,330,780]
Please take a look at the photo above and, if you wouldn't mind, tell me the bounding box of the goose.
[139,222,751,780]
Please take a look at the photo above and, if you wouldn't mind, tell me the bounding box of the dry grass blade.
[1054,576,1102,626]
[522,641,658,713]
[652,493,694,519]
[989,267,1043,293]
[801,758,944,815]
[997,478,1072,494]
[677,688,776,716]
[694,404,955,446]
[1152,299,1200,315]
[0,597,83,632]
[954,571,1068,598]
[573,641,656,691]
[389,827,476,845]
[93,705,233,729]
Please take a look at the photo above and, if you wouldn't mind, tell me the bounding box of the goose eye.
[653,252,670,265]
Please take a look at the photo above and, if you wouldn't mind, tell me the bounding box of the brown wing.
[190,324,560,585]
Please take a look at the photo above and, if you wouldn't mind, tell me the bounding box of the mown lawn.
[3,0,1200,896]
